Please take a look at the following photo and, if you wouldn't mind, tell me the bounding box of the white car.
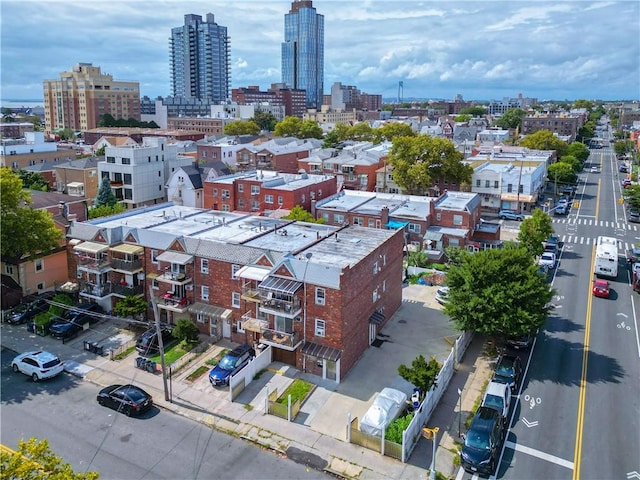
[435,286,450,305]
[539,251,556,269]
[481,381,512,417]
[11,351,64,381]
[590,166,599,173]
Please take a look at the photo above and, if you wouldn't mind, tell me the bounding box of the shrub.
[385,414,413,443]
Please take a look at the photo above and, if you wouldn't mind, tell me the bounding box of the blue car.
[209,344,255,386]
[498,210,524,221]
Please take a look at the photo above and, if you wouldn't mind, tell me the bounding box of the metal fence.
[267,387,303,421]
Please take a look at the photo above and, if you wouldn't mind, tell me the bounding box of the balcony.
[156,291,190,313]
[111,283,143,298]
[157,271,192,285]
[241,284,261,302]
[260,328,301,351]
[110,258,143,272]
[77,256,110,271]
[258,295,301,318]
[80,281,111,299]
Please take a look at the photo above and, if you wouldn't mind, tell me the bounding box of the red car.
[592,280,610,298]
[622,179,632,188]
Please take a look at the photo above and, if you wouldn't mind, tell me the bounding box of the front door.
[222,318,231,338]
[369,323,376,345]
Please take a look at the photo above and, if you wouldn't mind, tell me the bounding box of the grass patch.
[276,378,313,405]
[253,368,267,380]
[206,349,229,366]
[114,345,136,361]
[186,365,209,382]
[243,404,253,411]
[149,340,198,364]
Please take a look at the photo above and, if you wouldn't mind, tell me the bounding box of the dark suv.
[135,327,173,356]
[461,406,506,476]
[209,344,255,386]
[6,292,55,325]
[50,303,102,340]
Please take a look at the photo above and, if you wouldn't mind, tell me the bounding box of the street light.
[422,426,440,480]
[302,252,312,372]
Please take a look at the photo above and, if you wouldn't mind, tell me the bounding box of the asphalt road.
[1,348,329,480]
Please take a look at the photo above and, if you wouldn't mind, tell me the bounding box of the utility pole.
[148,286,170,401]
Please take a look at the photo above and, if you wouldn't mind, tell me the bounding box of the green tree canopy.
[88,203,126,220]
[559,154,582,173]
[398,355,441,396]
[519,130,569,158]
[494,108,526,130]
[223,120,260,136]
[281,205,325,223]
[444,246,553,338]
[622,185,640,211]
[566,142,590,164]
[388,135,472,195]
[94,176,117,207]
[251,111,278,132]
[459,106,488,117]
[454,114,472,122]
[113,295,148,319]
[517,209,554,257]
[274,116,303,137]
[298,119,323,139]
[0,168,63,260]
[95,145,106,156]
[548,162,577,186]
[17,170,49,191]
[348,122,375,141]
[172,318,200,343]
[1,437,99,480]
[374,122,415,142]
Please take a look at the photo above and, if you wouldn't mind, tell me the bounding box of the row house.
[65,204,404,383]
[314,190,493,253]
[196,135,259,168]
[521,113,585,142]
[53,156,102,199]
[299,141,389,192]
[83,127,205,145]
[235,138,317,174]
[203,169,338,214]
[1,132,65,170]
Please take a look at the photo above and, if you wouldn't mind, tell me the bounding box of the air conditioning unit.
[185,284,194,291]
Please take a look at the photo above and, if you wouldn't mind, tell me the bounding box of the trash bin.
[93,343,103,356]
[84,340,92,351]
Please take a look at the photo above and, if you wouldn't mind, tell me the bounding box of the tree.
[297,119,323,139]
[322,123,351,148]
[559,154,581,173]
[223,120,260,136]
[566,142,590,164]
[252,111,278,132]
[0,168,62,259]
[113,295,148,320]
[494,108,526,130]
[454,114,472,122]
[88,203,126,220]
[459,106,488,117]
[388,135,472,195]
[398,355,441,395]
[94,176,117,207]
[517,209,554,257]
[281,205,325,223]
[172,318,200,343]
[444,246,553,338]
[274,116,303,137]
[98,113,117,127]
[374,122,415,143]
[17,170,49,191]
[548,162,577,186]
[0,437,99,480]
[622,185,640,211]
[58,128,76,141]
[95,145,106,156]
[519,130,568,158]
[348,122,375,141]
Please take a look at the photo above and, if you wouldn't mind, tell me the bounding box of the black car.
[209,344,255,386]
[627,245,640,264]
[135,327,173,355]
[6,292,55,325]
[49,303,101,340]
[461,406,506,476]
[97,384,153,416]
[492,354,523,392]
[506,332,535,350]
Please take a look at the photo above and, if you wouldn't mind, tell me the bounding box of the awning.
[385,220,409,229]
[258,276,302,295]
[369,311,386,325]
[424,231,444,242]
[67,182,84,188]
[243,318,269,333]
[500,193,536,202]
[74,241,108,254]
[146,272,159,279]
[156,251,193,265]
[189,303,232,320]
[110,243,144,255]
[236,265,270,282]
[301,341,342,362]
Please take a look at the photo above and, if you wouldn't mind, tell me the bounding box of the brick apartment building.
[65,204,404,382]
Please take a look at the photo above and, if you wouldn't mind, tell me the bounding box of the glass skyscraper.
[281,1,324,109]
[170,13,230,103]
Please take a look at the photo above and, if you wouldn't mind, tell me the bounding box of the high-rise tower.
[170,13,230,102]
[281,1,324,110]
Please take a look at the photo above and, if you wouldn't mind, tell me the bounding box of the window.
[265,194,274,204]
[196,313,206,324]
[368,219,376,228]
[372,288,379,302]
[106,156,115,163]
[231,264,240,279]
[36,282,45,290]
[124,189,133,200]
[152,278,159,289]
[278,196,283,206]
[238,198,245,208]
[238,184,244,193]
[408,223,421,234]
[251,185,260,196]
[151,249,159,264]
[232,292,240,308]
[201,259,209,274]
[236,319,245,332]
[436,213,441,221]
[507,184,513,193]
[476,179,481,187]
[5,264,14,274]
[222,189,230,199]
[334,214,344,225]
[382,279,387,292]
[449,238,460,247]
[519,184,524,193]
[494,181,499,189]
[453,214,463,226]
[315,287,325,305]
[123,173,132,185]
[485,180,490,188]
[353,217,363,226]
[275,316,293,334]
[373,261,379,274]
[213,188,218,197]
[201,286,209,301]
[315,319,326,337]
[121,157,131,165]
[35,258,43,272]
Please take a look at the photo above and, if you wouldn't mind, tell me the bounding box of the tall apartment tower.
[281,1,324,110]
[42,63,140,134]
[170,13,230,103]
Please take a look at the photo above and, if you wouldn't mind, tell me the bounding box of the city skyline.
[1,1,638,104]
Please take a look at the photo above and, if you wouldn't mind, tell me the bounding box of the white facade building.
[99,137,193,208]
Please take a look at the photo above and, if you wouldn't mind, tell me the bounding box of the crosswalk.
[552,217,639,231]
[559,235,635,252]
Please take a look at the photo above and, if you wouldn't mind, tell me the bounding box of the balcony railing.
[155,292,190,313]
[80,282,110,298]
[260,328,301,350]
[259,295,301,317]
[110,258,143,272]
[111,283,143,297]
[77,256,110,269]
[241,284,261,302]
[157,272,192,285]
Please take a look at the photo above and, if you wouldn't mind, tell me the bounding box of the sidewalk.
[2,323,494,479]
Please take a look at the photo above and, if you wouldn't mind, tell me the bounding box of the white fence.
[348,330,474,463]
[228,345,272,401]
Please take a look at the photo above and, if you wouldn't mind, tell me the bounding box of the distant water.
[1,99,44,108]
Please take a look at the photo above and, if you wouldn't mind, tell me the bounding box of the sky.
[1,0,639,104]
